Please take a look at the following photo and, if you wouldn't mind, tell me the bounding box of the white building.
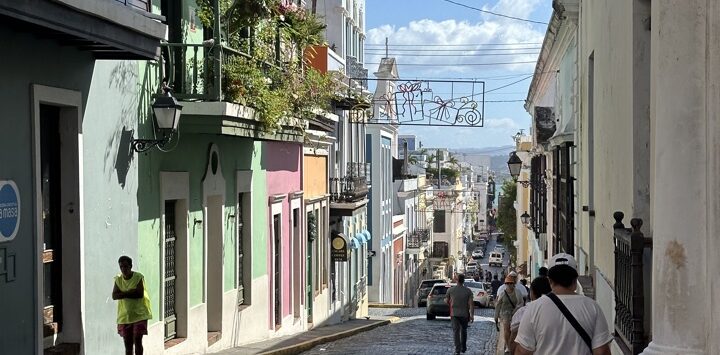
[308,0,371,324]
[366,57,399,303]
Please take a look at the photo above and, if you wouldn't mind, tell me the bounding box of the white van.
[488,252,503,267]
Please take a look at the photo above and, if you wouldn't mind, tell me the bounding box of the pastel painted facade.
[303,127,334,327]
[0,2,165,353]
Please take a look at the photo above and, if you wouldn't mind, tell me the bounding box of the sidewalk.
[213,319,391,355]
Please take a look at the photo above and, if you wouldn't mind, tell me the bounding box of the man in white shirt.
[496,271,528,300]
[514,253,613,355]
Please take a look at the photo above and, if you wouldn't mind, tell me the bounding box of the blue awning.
[349,236,361,250]
[362,229,371,240]
[356,232,367,244]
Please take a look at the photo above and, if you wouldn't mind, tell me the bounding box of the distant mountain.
[445,145,514,176]
[450,145,515,156]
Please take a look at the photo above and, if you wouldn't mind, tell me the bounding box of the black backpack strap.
[546,293,593,351]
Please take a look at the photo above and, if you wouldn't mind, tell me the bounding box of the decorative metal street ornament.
[349,78,485,127]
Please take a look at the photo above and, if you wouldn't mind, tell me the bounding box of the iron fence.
[613,211,651,354]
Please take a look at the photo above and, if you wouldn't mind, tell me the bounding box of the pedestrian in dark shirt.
[539,266,548,278]
[491,274,503,297]
[445,274,474,354]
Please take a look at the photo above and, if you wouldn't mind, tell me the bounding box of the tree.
[495,180,517,265]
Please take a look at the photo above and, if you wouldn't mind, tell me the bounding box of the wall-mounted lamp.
[520,211,531,226]
[132,82,183,153]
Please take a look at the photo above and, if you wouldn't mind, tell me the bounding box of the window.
[433,210,446,233]
[273,213,282,326]
[553,144,575,255]
[164,200,177,340]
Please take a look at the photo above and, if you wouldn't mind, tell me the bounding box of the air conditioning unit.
[539,233,547,252]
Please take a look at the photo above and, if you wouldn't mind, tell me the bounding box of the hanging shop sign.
[0,180,20,243]
[331,233,348,262]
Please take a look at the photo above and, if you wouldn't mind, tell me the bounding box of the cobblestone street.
[301,307,498,355]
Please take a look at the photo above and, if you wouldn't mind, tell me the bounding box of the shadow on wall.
[115,127,134,187]
[106,61,158,188]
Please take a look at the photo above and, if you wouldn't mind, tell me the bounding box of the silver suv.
[417,279,446,307]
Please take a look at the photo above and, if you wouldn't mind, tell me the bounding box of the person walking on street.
[538,266,548,278]
[515,253,613,355]
[445,274,475,354]
[495,275,524,354]
[490,274,503,297]
[507,276,552,355]
[497,272,529,302]
[113,256,153,355]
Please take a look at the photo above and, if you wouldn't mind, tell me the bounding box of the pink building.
[264,141,306,332]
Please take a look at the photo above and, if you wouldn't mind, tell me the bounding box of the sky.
[364,0,552,149]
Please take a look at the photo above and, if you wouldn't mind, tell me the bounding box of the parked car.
[417,279,446,307]
[471,248,484,259]
[466,261,478,274]
[494,245,506,257]
[426,283,454,320]
[488,251,503,267]
[465,281,490,307]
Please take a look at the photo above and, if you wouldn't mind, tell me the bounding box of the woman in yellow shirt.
[112,255,152,355]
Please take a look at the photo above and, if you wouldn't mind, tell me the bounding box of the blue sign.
[0,181,20,242]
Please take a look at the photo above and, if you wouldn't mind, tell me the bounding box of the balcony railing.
[416,228,430,243]
[115,0,150,12]
[613,211,651,354]
[407,233,421,249]
[160,25,288,102]
[330,162,370,203]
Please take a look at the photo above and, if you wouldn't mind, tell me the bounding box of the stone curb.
[258,319,392,355]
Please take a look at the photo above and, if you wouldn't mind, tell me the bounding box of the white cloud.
[485,117,520,130]
[365,1,546,75]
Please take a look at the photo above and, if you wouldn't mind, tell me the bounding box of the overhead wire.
[439,0,549,25]
[365,47,542,52]
[365,42,542,47]
[364,52,539,57]
[365,61,536,67]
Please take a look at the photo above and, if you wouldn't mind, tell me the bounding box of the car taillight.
[477,291,485,296]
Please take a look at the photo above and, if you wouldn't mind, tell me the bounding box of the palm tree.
[447,153,460,170]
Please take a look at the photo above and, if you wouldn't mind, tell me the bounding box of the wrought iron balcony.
[407,233,421,249]
[159,26,287,102]
[330,162,370,203]
[416,228,430,243]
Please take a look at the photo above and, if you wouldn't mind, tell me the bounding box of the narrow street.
[301,307,498,355]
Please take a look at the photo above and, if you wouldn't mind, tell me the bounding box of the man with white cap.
[514,253,613,355]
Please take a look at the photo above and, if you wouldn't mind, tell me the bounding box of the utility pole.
[437,149,442,186]
[385,37,389,58]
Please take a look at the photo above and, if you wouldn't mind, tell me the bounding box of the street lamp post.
[506,151,544,189]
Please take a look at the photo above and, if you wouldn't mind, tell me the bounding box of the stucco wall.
[264,141,302,321]
[0,24,148,354]
[579,0,634,281]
